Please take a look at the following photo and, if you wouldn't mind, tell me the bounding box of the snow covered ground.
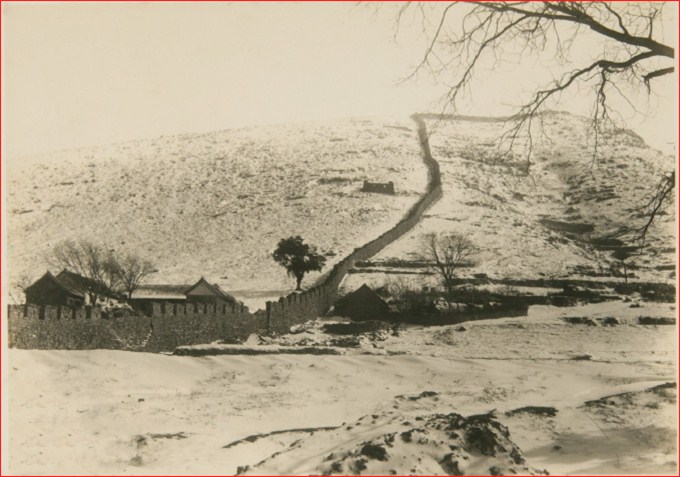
[6,118,427,309]
[4,113,676,475]
[5,301,676,475]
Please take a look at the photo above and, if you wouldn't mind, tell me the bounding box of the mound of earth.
[239,409,548,476]
[584,382,677,418]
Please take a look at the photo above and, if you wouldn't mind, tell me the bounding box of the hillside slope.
[6,118,428,306]
[346,112,675,290]
[7,113,674,309]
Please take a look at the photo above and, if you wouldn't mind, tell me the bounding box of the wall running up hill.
[7,115,442,351]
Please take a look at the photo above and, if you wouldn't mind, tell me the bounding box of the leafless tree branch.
[397,1,674,243]
[643,66,675,91]
[633,171,675,245]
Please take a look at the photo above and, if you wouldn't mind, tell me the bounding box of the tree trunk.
[446,282,454,312]
[295,275,303,291]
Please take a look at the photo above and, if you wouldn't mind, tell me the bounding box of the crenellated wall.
[7,303,265,352]
[7,115,443,352]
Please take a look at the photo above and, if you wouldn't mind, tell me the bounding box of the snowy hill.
[6,118,428,306]
[345,112,675,291]
[5,113,676,475]
[6,113,674,309]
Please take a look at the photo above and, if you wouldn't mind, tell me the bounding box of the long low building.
[24,273,240,313]
[130,277,240,312]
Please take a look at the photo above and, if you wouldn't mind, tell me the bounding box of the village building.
[185,277,239,305]
[333,283,390,321]
[24,270,117,307]
[24,271,239,313]
[129,277,240,312]
[24,271,86,307]
[129,284,189,303]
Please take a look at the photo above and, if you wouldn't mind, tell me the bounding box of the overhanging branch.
[643,66,675,91]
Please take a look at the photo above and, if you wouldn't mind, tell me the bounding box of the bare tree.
[50,240,110,304]
[611,246,640,283]
[9,274,33,305]
[397,2,675,238]
[421,232,476,308]
[114,253,157,299]
[102,250,123,296]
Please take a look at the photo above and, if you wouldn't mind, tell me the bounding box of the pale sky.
[2,2,677,158]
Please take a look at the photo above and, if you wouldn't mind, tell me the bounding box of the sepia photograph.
[1,2,677,475]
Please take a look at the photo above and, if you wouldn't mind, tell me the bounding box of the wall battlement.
[7,303,262,352]
[8,115,442,352]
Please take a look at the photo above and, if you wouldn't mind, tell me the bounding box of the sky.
[2,2,677,158]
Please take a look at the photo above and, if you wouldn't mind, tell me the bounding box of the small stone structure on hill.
[362,180,395,195]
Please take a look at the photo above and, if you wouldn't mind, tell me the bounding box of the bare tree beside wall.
[9,274,33,305]
[114,253,157,299]
[394,1,675,242]
[611,246,641,283]
[50,240,111,304]
[421,232,476,309]
[102,250,123,296]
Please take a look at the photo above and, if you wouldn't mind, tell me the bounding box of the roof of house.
[130,284,192,300]
[185,277,239,304]
[336,284,387,305]
[26,271,86,298]
[214,285,239,305]
[26,270,118,300]
[131,278,239,304]
[56,269,115,297]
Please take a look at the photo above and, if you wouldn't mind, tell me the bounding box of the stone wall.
[7,115,443,352]
[265,114,442,327]
[7,304,266,352]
